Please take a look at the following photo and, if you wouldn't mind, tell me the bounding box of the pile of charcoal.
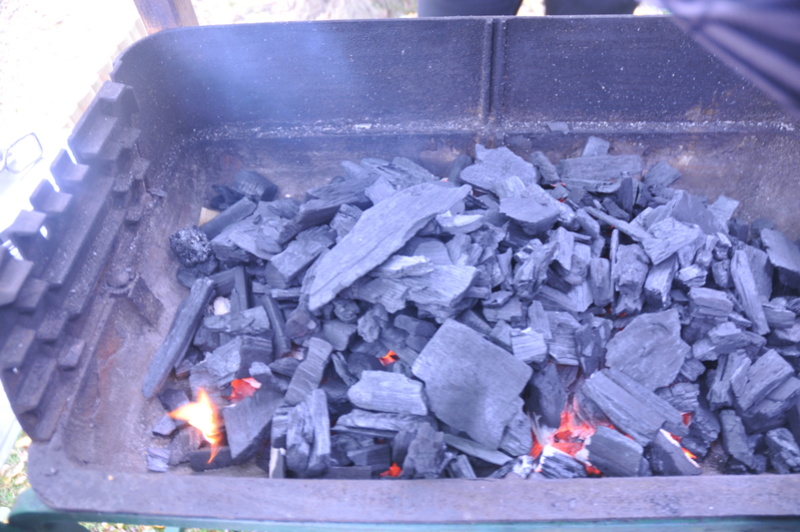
[144,138,800,480]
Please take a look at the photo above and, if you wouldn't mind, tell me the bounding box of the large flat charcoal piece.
[605,309,689,390]
[731,249,770,335]
[347,371,428,416]
[742,377,800,433]
[285,337,333,405]
[500,187,563,235]
[688,287,733,319]
[307,182,470,310]
[707,351,751,411]
[585,425,644,477]
[647,430,701,476]
[732,349,794,411]
[459,145,537,197]
[222,384,283,459]
[334,409,434,436]
[412,319,532,448]
[761,228,800,288]
[143,276,215,398]
[510,327,548,364]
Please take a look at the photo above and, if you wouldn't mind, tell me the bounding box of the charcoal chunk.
[170,227,212,267]
[557,155,641,193]
[731,249,770,335]
[613,244,650,314]
[510,327,548,364]
[285,337,333,405]
[585,425,644,477]
[286,389,331,477]
[222,384,283,459]
[347,371,428,416]
[707,351,751,411]
[200,197,258,241]
[459,145,538,197]
[443,434,512,466]
[270,226,336,283]
[766,428,800,473]
[647,430,701,476]
[307,183,470,310]
[538,446,587,479]
[681,404,721,458]
[196,335,273,387]
[347,444,391,474]
[644,255,677,309]
[546,312,580,366]
[589,257,613,307]
[151,415,177,437]
[412,319,531,448]
[499,408,533,457]
[642,217,704,265]
[146,447,171,473]
[334,409,435,436]
[525,363,567,430]
[530,151,560,185]
[203,306,271,336]
[761,228,800,288]
[605,309,689,390]
[143,276,215,398]
[401,423,447,479]
[742,377,800,433]
[447,454,477,479]
[733,349,794,411]
[692,321,766,361]
[720,409,755,469]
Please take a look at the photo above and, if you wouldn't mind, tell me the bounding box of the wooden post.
[133,0,199,34]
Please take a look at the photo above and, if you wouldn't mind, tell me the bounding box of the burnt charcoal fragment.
[720,409,755,470]
[647,430,701,476]
[346,443,391,474]
[307,183,470,310]
[143,276,215,398]
[158,388,190,412]
[538,446,587,479]
[656,383,700,413]
[761,228,800,288]
[530,151,560,185]
[200,197,258,241]
[689,287,733,319]
[443,434,513,466]
[269,356,301,378]
[232,170,278,201]
[766,428,800,473]
[580,369,684,446]
[401,423,447,479]
[448,454,477,479]
[742,377,800,433]
[261,293,292,357]
[413,319,532,448]
[285,337,333,405]
[151,414,177,437]
[732,349,794,411]
[526,363,567,430]
[270,226,336,284]
[223,384,283,460]
[197,335,273,387]
[284,303,319,341]
[644,255,677,309]
[643,161,681,195]
[499,409,533,457]
[146,447,171,473]
[510,327,548,364]
[557,155,641,193]
[500,191,561,235]
[203,306,271,336]
[170,227,212,267]
[286,389,331,477]
[642,218,704,265]
[589,258,613,307]
[605,309,689,390]
[731,249,770,335]
[692,321,766,362]
[681,404,721,458]
[188,448,240,472]
[585,425,644,477]
[334,409,434,436]
[613,244,650,315]
[167,427,203,466]
[347,370,428,416]
[546,312,580,366]
[707,351,751,411]
[459,145,538,197]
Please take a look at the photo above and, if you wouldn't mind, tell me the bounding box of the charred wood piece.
[285,337,333,405]
[347,370,428,416]
[585,425,644,477]
[647,430,701,476]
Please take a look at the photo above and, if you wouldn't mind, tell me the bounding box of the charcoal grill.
[2,16,800,528]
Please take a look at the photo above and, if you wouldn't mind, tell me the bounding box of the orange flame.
[169,388,222,462]
[227,377,261,402]
[380,462,402,477]
[379,350,399,366]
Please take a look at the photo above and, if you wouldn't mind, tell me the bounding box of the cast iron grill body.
[0,16,798,523]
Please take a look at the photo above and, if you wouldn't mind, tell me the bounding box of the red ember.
[380,462,402,477]
[227,377,262,402]
[379,350,399,366]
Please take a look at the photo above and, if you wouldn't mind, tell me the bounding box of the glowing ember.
[169,388,222,462]
[682,412,693,426]
[380,462,402,477]
[379,350,399,366]
[530,436,543,459]
[227,377,262,402]
[663,430,700,466]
